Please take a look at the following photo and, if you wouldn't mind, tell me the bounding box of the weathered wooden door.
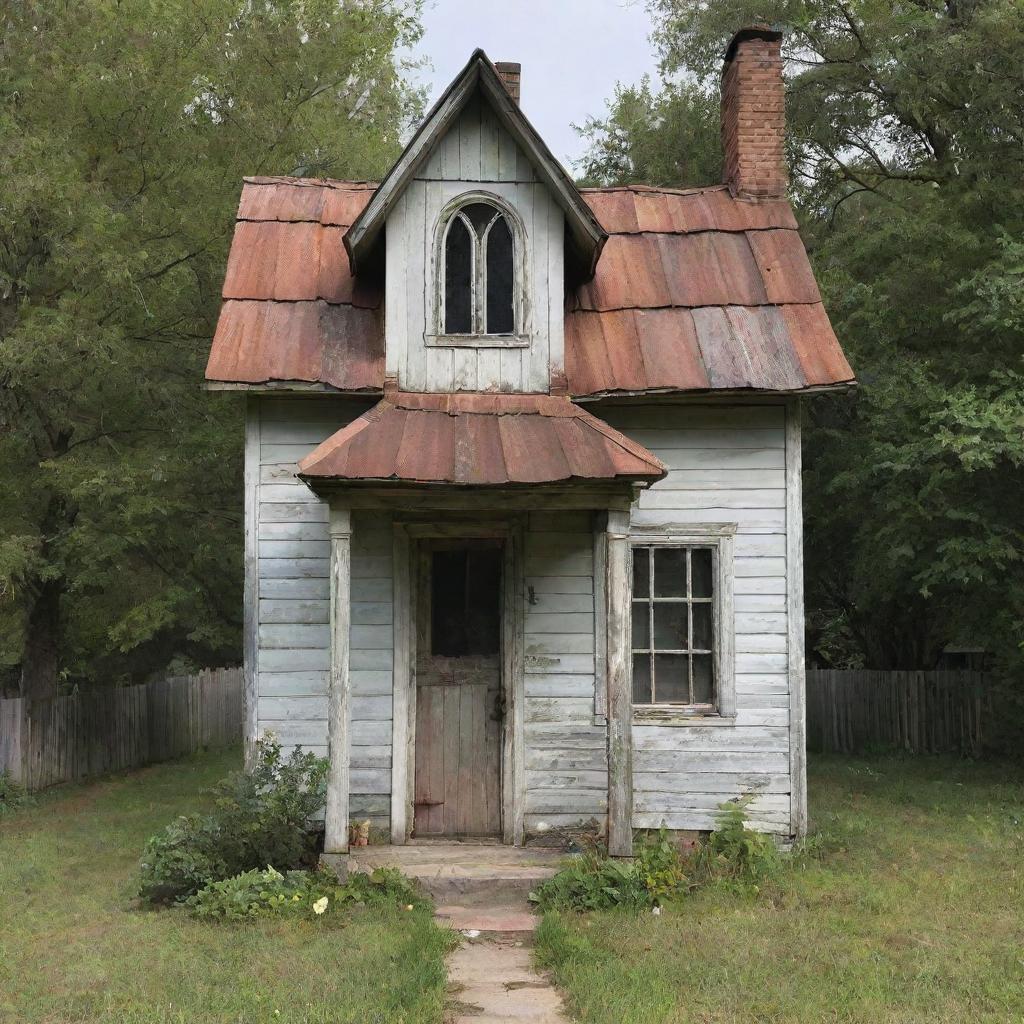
[413,540,503,837]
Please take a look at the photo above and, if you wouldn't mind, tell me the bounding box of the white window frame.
[628,524,736,725]
[427,191,529,349]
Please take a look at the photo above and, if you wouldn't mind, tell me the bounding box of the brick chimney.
[720,27,786,199]
[494,61,521,104]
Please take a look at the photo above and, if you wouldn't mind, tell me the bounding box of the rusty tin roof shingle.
[205,178,854,396]
[297,392,666,486]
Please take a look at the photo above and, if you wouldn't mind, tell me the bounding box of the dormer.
[344,51,606,394]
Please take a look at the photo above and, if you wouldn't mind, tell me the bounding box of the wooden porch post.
[324,506,352,854]
[605,509,634,856]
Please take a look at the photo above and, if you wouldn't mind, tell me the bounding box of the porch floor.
[326,842,565,901]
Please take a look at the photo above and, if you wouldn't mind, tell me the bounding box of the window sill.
[632,706,737,727]
[426,333,530,349]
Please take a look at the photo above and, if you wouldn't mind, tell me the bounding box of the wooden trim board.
[786,399,808,837]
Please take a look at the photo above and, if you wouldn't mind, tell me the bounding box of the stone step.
[435,903,538,937]
[329,842,564,901]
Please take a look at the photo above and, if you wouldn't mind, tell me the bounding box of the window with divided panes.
[631,545,716,708]
[442,200,515,336]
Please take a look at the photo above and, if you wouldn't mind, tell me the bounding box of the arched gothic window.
[441,200,516,336]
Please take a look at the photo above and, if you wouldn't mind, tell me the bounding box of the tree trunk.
[20,574,62,698]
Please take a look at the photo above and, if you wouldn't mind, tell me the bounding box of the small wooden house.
[206,29,854,856]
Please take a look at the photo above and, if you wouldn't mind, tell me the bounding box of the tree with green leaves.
[0,0,424,696]
[580,0,1024,672]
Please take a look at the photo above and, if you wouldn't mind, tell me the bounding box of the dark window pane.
[631,603,649,649]
[692,602,713,650]
[653,548,687,597]
[485,215,514,333]
[444,216,472,333]
[431,547,501,656]
[654,654,689,703]
[692,654,714,705]
[653,604,688,650]
[632,654,652,703]
[463,202,496,235]
[632,548,649,598]
[691,548,714,598]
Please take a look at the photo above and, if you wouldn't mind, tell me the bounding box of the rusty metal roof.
[205,178,853,396]
[297,392,666,486]
[205,179,383,391]
[566,185,854,397]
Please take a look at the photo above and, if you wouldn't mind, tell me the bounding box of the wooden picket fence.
[806,669,991,757]
[0,667,243,792]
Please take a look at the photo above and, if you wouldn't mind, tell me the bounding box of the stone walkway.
[445,934,567,1024]
[337,842,570,1023]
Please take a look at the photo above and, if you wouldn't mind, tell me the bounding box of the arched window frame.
[429,192,528,349]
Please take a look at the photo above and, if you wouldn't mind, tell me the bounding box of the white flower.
[312,896,329,915]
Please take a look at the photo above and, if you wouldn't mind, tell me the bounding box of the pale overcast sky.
[408,0,659,172]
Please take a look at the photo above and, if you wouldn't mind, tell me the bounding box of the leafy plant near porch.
[185,864,427,920]
[138,737,327,904]
[529,800,779,912]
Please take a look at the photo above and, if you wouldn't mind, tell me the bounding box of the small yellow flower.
[405,904,414,911]
[312,896,329,915]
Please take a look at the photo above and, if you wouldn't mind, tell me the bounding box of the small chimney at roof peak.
[720,26,787,200]
[494,61,521,104]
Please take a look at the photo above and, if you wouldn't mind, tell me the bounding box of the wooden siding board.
[255,402,395,826]
[597,402,794,835]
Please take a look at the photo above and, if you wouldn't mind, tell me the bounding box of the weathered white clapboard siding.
[250,397,393,827]
[385,92,564,395]
[599,403,795,835]
[523,512,607,829]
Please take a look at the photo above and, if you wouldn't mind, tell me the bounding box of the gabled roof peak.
[343,48,607,280]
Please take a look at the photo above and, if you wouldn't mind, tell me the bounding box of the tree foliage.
[581,0,1024,671]
[0,0,423,695]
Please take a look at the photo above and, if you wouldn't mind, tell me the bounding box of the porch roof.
[297,392,666,487]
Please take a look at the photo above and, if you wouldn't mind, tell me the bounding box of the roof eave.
[571,380,858,403]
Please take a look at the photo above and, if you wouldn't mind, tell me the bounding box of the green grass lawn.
[536,756,1024,1024]
[0,748,453,1024]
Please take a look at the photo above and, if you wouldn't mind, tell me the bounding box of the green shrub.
[530,829,690,912]
[692,799,780,892]
[0,771,33,816]
[186,865,427,920]
[139,737,328,904]
[531,802,784,912]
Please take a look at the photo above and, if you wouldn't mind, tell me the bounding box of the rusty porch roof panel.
[297,392,666,486]
[206,178,385,391]
[206,177,854,396]
[566,185,854,397]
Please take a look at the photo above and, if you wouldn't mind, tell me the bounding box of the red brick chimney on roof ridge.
[721,27,787,200]
[494,61,521,104]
